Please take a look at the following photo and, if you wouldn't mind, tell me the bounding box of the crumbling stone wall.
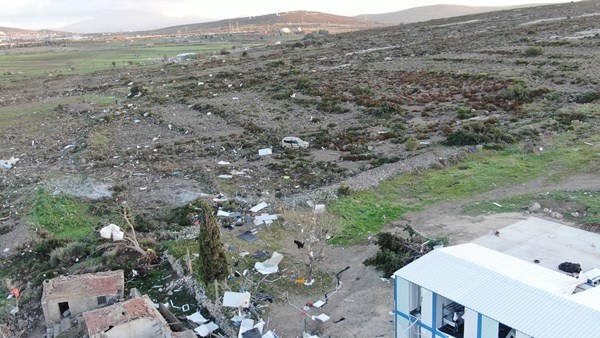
[163,252,234,337]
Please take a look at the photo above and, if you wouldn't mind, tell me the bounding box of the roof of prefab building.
[473,217,600,274]
[394,243,600,338]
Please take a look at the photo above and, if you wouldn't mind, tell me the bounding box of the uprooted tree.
[364,226,448,277]
[197,200,228,284]
[121,206,159,265]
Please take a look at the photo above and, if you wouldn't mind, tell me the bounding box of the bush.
[444,121,518,146]
[405,138,420,151]
[49,241,89,267]
[295,77,312,92]
[523,46,544,57]
[500,84,531,102]
[457,107,476,120]
[369,103,400,118]
[337,183,353,197]
[364,232,422,277]
[575,91,600,104]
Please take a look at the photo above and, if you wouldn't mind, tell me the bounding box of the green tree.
[197,201,228,283]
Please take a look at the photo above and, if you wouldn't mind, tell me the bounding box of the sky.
[0,0,572,30]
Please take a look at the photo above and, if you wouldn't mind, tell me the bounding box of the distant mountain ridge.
[61,10,212,33]
[145,10,374,35]
[355,4,549,24]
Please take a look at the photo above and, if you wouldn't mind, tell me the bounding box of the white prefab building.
[393,227,600,338]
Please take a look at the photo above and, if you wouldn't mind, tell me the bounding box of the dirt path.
[398,173,600,243]
[266,173,600,337]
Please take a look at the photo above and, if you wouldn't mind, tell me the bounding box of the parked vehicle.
[281,136,309,149]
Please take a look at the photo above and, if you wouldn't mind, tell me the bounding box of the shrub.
[575,91,600,104]
[444,121,518,146]
[500,84,531,102]
[317,98,347,113]
[457,107,476,120]
[405,138,420,151]
[337,183,353,197]
[369,103,400,118]
[523,46,544,57]
[295,77,312,91]
[49,241,89,267]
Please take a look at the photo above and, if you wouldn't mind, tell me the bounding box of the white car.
[281,137,309,149]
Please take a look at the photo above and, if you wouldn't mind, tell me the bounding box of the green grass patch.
[30,189,99,240]
[0,95,115,130]
[0,40,260,79]
[329,131,599,245]
[329,192,409,245]
[462,190,600,225]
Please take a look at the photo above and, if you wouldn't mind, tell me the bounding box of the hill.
[145,10,376,35]
[1,1,599,337]
[356,3,548,24]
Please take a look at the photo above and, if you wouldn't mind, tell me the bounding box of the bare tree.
[283,207,340,282]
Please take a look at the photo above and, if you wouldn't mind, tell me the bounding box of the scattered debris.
[217,210,231,217]
[252,250,269,259]
[223,291,251,308]
[258,148,272,156]
[99,223,124,241]
[313,313,331,322]
[559,262,582,273]
[492,202,503,208]
[333,317,346,323]
[313,204,326,214]
[187,312,209,324]
[262,331,279,338]
[0,157,20,170]
[294,240,305,249]
[194,322,219,337]
[250,202,268,213]
[323,266,350,305]
[254,252,284,275]
[238,230,259,243]
[218,160,231,165]
[312,300,325,309]
[254,213,278,225]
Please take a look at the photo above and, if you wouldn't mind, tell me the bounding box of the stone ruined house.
[41,270,124,330]
[80,294,196,338]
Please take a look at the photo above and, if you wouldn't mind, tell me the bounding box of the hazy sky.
[0,0,572,29]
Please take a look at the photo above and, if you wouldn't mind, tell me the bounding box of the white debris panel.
[250,202,268,213]
[254,252,284,275]
[223,291,251,308]
[186,312,209,324]
[194,322,219,337]
[99,224,124,241]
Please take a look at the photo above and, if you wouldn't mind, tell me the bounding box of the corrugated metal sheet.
[394,243,600,338]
